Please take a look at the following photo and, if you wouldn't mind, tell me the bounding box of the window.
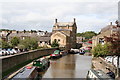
[99,38,104,44]
[58,39,60,42]
[54,39,57,42]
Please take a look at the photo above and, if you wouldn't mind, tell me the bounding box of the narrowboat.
[86,69,114,80]
[79,49,85,55]
[50,50,61,58]
[10,66,38,80]
[33,57,50,72]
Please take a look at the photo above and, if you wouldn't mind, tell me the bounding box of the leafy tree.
[51,39,59,47]
[20,37,38,50]
[29,38,38,49]
[104,21,120,55]
[1,40,10,49]
[77,31,97,42]
[10,37,20,47]
[77,31,97,38]
[92,43,110,57]
[17,44,25,49]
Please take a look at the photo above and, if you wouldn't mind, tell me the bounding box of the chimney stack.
[74,18,76,23]
[55,19,57,23]
[110,22,112,25]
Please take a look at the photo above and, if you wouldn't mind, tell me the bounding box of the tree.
[104,20,120,78]
[1,40,10,49]
[77,31,97,42]
[51,39,59,47]
[92,43,110,57]
[17,44,25,50]
[10,37,20,48]
[29,38,38,49]
[104,20,120,55]
[20,37,38,50]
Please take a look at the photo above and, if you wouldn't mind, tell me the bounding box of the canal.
[40,54,92,78]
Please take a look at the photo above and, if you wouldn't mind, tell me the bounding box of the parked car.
[6,50,10,55]
[9,50,14,55]
[33,57,50,72]
[50,50,61,59]
[2,50,7,56]
[113,57,118,67]
[104,56,113,63]
[0,50,5,56]
[12,49,17,54]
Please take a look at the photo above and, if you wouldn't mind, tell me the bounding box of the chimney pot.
[74,18,76,23]
[55,19,57,23]
[110,22,112,25]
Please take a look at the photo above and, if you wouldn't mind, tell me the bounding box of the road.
[40,54,92,78]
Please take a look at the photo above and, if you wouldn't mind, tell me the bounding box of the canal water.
[40,54,92,78]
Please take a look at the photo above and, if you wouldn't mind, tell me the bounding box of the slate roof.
[100,25,116,33]
[38,37,50,41]
[8,32,51,42]
[44,32,52,37]
[53,29,71,31]
[54,22,75,27]
[8,32,38,37]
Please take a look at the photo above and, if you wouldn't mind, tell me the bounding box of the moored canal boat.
[86,69,114,80]
[33,57,50,72]
[10,66,38,80]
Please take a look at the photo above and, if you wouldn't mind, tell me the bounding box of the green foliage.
[1,40,10,49]
[20,38,38,50]
[0,29,10,32]
[77,31,97,39]
[92,43,111,57]
[10,37,20,47]
[51,39,59,48]
[17,44,25,49]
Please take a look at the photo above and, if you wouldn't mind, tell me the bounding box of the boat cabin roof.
[11,66,36,79]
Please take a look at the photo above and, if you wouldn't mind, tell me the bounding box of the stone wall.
[98,57,117,74]
[2,48,56,75]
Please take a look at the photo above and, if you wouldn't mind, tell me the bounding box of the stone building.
[92,22,120,48]
[8,31,52,47]
[76,37,85,43]
[51,18,77,50]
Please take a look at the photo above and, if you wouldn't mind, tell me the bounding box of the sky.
[0,0,119,33]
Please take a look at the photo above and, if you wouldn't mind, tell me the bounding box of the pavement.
[92,57,120,80]
[92,57,108,73]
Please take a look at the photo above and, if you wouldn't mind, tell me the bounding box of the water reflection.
[41,54,91,78]
[50,54,76,78]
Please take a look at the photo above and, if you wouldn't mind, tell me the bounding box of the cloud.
[1,1,118,33]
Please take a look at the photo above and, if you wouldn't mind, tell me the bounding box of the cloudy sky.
[0,0,119,33]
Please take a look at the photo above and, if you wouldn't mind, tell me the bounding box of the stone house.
[92,22,120,48]
[7,31,52,47]
[51,18,77,50]
[76,37,85,43]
